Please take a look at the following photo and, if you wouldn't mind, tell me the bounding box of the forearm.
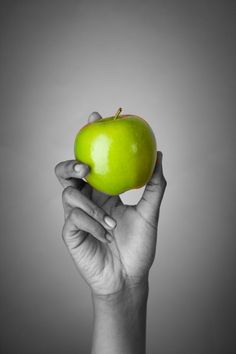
[91,280,149,354]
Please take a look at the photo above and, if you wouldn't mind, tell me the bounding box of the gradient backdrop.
[0,1,235,353]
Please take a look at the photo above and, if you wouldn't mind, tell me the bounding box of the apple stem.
[114,107,122,120]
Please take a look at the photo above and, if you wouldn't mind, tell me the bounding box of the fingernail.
[104,216,117,229]
[74,164,89,175]
[106,233,114,243]
[74,164,82,172]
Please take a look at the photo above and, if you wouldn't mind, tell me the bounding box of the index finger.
[54,160,90,188]
[55,111,102,188]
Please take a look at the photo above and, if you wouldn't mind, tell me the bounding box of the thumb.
[136,151,167,220]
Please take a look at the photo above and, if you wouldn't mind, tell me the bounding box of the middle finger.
[62,186,117,231]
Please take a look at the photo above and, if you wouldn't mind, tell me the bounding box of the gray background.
[0,0,235,353]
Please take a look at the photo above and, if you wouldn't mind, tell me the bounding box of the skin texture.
[74,113,157,195]
[55,111,167,354]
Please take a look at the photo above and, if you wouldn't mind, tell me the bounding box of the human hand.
[55,112,167,297]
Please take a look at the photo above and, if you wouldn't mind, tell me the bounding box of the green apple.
[74,108,157,195]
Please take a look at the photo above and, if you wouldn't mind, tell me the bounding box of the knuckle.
[70,207,81,221]
[162,176,167,187]
[62,186,74,202]
[160,176,167,190]
[91,207,100,219]
[62,223,68,243]
[62,226,66,242]
[54,162,61,177]
[90,206,103,220]
[160,176,167,192]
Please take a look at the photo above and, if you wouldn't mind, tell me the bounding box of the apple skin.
[74,114,157,195]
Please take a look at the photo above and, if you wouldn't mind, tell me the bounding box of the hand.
[55,112,167,297]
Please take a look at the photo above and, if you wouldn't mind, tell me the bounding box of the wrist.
[92,277,149,309]
[91,278,149,354]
